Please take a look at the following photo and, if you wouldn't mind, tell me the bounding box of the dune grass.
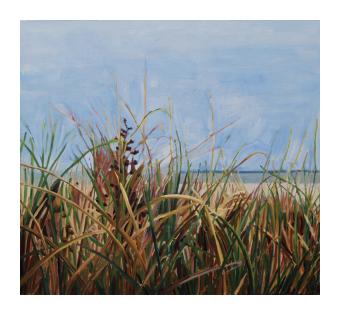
[20,109,319,295]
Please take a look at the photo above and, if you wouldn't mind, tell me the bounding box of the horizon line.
[180,169,320,173]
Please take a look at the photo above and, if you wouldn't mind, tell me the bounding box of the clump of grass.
[20,109,319,294]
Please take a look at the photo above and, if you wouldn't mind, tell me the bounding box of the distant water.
[22,168,319,185]
[180,171,320,184]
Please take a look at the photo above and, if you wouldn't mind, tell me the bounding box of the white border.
[1,0,338,314]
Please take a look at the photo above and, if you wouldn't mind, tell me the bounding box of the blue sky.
[20,21,320,170]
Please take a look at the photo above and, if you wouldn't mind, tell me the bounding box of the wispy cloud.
[20,21,319,169]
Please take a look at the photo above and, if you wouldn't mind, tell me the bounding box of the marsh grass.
[20,108,319,294]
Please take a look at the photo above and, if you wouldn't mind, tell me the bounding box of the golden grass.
[20,113,319,294]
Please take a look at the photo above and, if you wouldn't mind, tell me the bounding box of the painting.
[20,21,319,294]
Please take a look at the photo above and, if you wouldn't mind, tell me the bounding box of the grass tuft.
[20,112,319,295]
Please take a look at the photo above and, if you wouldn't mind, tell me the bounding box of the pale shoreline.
[197,180,320,195]
[232,182,320,194]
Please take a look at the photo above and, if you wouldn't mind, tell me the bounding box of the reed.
[20,109,319,294]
